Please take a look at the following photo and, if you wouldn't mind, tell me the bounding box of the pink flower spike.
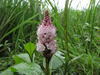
[36,9,57,54]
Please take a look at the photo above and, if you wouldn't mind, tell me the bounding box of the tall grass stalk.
[0,14,38,42]
[47,0,64,39]
[90,0,98,50]
[64,0,69,57]
[15,8,27,52]
[63,0,70,75]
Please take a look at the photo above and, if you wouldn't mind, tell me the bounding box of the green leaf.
[0,44,3,47]
[14,55,24,64]
[13,53,32,63]
[24,42,36,60]
[10,67,17,72]
[50,55,63,69]
[0,63,43,75]
[43,51,65,69]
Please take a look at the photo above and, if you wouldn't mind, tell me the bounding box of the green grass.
[0,0,100,75]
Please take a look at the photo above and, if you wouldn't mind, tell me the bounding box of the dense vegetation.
[0,0,100,75]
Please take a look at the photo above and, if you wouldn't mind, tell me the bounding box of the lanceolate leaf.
[0,63,43,75]
[13,53,32,64]
[14,55,24,64]
[24,42,36,61]
[10,67,17,72]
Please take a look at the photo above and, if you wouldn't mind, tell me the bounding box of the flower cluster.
[36,9,57,54]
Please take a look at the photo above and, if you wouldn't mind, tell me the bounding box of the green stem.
[45,58,49,75]
[30,56,33,62]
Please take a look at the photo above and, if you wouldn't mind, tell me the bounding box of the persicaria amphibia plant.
[36,9,57,56]
[36,9,57,75]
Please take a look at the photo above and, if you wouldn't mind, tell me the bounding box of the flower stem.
[45,58,49,75]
